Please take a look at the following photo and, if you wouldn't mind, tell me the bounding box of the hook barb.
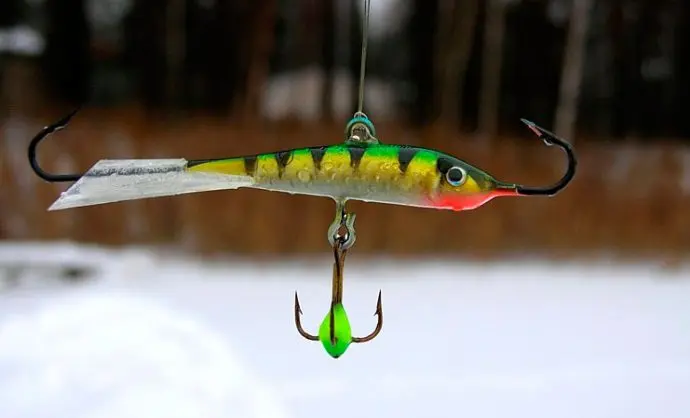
[498,119,577,196]
[28,107,84,183]
[294,291,319,341]
[351,290,383,343]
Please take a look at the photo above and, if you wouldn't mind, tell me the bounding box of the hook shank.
[329,239,346,345]
[293,238,348,344]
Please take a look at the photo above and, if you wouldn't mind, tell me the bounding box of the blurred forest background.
[1,0,689,262]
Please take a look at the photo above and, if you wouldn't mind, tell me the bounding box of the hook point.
[58,106,81,127]
[294,291,303,315]
[374,290,382,315]
[521,117,557,146]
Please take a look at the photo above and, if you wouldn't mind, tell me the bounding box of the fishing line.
[356,0,371,116]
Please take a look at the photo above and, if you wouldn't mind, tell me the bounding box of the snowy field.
[0,242,689,418]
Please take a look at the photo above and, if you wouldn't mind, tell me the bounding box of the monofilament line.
[356,0,371,116]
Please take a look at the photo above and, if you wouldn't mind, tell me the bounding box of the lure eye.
[445,166,467,186]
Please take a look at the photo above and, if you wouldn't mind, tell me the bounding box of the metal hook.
[497,119,577,196]
[27,107,84,183]
[294,201,383,358]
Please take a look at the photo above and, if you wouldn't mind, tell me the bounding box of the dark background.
[1,0,688,261]
[3,0,688,137]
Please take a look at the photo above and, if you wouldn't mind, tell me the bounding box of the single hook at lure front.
[294,202,383,359]
[510,119,577,196]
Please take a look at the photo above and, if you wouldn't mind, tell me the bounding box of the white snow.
[261,67,397,121]
[0,25,44,56]
[0,242,689,418]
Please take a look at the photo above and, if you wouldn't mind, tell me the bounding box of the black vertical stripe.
[310,147,326,170]
[398,147,419,174]
[436,156,455,175]
[348,147,365,169]
[244,156,257,176]
[276,151,293,177]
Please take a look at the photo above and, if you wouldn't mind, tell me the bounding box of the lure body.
[48,142,518,211]
[188,143,515,210]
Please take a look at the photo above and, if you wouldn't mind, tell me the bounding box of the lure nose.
[494,181,520,195]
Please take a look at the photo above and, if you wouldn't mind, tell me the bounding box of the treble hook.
[28,107,84,183]
[294,201,383,359]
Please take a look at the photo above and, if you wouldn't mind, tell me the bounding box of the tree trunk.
[437,0,479,127]
[0,0,29,117]
[0,0,22,26]
[478,0,507,137]
[242,0,277,121]
[321,0,336,122]
[554,0,593,141]
[433,0,454,120]
[208,1,243,114]
[348,0,362,115]
[165,0,186,111]
[409,0,438,126]
[43,0,92,106]
[673,0,690,137]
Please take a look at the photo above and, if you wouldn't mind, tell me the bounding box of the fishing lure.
[29,112,574,213]
[26,0,576,358]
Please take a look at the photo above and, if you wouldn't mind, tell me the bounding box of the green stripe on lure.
[28,110,576,212]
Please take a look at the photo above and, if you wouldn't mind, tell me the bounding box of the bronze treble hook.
[294,201,383,358]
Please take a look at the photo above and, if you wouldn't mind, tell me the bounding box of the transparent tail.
[48,158,254,211]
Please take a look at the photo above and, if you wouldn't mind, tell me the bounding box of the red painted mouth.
[432,188,518,211]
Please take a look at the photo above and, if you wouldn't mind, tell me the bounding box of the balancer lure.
[29,112,574,213]
[26,0,577,359]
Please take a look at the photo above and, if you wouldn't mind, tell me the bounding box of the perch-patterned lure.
[26,0,577,359]
[30,113,574,213]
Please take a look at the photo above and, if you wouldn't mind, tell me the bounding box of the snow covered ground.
[0,242,689,418]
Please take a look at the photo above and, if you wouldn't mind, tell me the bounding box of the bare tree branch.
[554,0,594,142]
[321,0,336,122]
[165,0,186,110]
[242,0,277,121]
[478,0,507,137]
[438,0,479,127]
